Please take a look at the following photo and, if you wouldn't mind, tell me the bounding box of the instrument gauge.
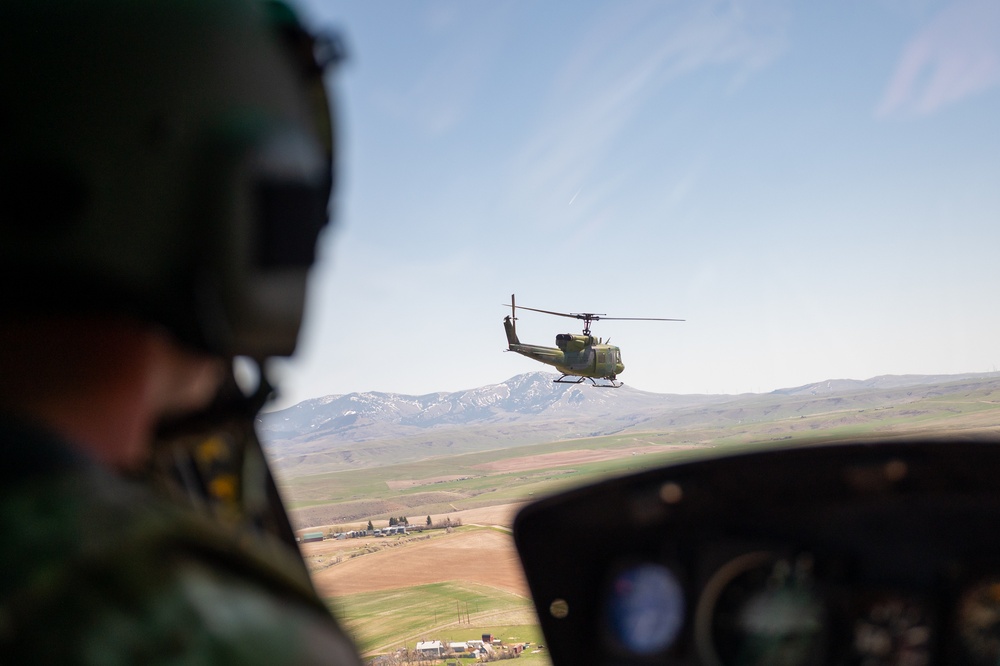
[851,594,932,666]
[955,577,1000,665]
[695,551,827,666]
[603,562,686,657]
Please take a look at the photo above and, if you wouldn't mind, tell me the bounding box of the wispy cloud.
[878,0,1000,117]
[510,0,789,228]
[370,4,514,137]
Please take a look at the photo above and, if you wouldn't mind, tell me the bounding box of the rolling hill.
[257,371,729,475]
[259,371,1000,477]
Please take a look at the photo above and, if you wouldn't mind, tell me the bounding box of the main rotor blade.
[501,303,684,322]
[596,316,686,322]
[501,303,588,320]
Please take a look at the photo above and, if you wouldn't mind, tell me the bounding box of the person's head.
[0,0,339,462]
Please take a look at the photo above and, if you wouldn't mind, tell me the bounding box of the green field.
[281,433,719,522]
[329,581,547,662]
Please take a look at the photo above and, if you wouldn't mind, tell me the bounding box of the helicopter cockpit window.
[261,2,1000,665]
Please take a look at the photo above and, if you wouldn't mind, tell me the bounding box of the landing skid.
[554,375,622,389]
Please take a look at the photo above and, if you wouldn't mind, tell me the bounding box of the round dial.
[852,594,932,665]
[956,577,1000,665]
[696,552,827,666]
[604,562,686,656]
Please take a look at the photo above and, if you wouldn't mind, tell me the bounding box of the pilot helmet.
[0,0,341,360]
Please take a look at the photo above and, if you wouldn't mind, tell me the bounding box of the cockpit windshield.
[270,3,1000,664]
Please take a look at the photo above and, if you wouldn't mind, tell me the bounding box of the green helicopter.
[502,294,683,388]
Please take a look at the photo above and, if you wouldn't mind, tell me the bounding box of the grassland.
[329,581,542,657]
[281,433,719,528]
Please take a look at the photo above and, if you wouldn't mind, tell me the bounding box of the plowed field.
[310,527,530,598]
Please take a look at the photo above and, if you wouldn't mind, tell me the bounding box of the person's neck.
[0,318,160,471]
[1,316,224,472]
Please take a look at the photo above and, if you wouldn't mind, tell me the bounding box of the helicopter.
[502,294,683,388]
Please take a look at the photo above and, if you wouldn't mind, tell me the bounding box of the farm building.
[448,642,468,653]
[465,641,494,657]
[415,641,444,658]
[299,532,324,543]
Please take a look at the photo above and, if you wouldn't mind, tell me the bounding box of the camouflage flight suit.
[0,417,361,665]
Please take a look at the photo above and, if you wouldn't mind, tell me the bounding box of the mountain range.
[258,370,1000,477]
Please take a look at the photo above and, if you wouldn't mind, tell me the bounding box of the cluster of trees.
[347,514,462,534]
[360,516,413,531]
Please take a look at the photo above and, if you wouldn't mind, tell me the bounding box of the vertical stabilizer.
[504,293,520,347]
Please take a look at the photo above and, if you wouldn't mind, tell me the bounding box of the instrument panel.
[513,436,1000,665]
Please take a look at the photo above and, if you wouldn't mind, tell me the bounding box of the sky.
[267,0,1000,408]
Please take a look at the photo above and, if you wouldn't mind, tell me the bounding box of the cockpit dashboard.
[514,434,1000,665]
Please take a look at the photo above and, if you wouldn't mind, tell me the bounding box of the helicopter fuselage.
[501,294,679,387]
[504,316,625,380]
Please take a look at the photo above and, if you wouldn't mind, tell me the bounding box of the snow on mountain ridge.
[257,371,640,438]
[256,372,1000,477]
